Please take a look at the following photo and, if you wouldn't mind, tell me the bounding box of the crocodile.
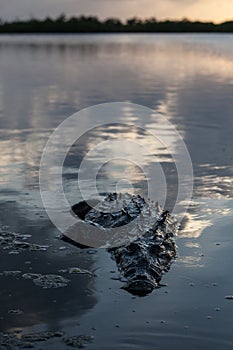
[68,193,178,296]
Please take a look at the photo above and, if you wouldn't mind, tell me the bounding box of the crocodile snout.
[123,279,155,296]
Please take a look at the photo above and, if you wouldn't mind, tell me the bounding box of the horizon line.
[1,14,233,26]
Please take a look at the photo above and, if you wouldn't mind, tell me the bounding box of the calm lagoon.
[0,34,233,349]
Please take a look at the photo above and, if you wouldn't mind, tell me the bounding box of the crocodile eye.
[127,243,141,254]
[71,199,100,220]
[149,244,163,255]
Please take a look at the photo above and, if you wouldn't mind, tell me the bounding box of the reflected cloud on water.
[179,197,233,239]
[0,34,233,339]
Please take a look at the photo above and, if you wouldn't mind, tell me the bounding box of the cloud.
[0,0,232,22]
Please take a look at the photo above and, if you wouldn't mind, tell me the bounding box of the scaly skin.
[71,193,177,296]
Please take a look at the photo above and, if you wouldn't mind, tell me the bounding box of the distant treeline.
[0,15,233,33]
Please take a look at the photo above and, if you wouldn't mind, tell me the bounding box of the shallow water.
[0,34,233,349]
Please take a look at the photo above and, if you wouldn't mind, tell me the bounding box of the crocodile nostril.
[123,280,154,296]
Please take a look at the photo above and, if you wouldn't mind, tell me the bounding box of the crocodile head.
[68,193,177,296]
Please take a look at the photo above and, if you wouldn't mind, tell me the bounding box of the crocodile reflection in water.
[67,193,178,296]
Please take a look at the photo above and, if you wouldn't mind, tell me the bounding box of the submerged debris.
[21,331,64,342]
[0,231,49,252]
[1,271,21,277]
[32,274,70,289]
[69,267,93,276]
[2,269,94,289]
[8,309,23,315]
[0,330,88,349]
[0,332,20,350]
[0,331,93,349]
[22,273,42,280]
[63,335,94,348]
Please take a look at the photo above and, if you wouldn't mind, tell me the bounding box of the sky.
[0,0,233,23]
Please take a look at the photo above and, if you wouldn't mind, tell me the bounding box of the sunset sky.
[1,0,233,23]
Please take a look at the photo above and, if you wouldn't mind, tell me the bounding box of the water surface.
[0,34,233,349]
